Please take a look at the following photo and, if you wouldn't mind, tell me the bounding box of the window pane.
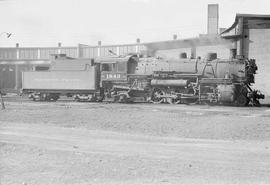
[102,64,112,71]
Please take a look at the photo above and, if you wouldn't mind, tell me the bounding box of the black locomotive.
[22,53,264,106]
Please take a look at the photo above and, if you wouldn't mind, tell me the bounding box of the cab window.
[101,64,112,71]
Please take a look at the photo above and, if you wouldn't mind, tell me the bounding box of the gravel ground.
[0,97,270,185]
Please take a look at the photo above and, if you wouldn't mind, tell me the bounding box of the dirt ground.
[0,96,270,185]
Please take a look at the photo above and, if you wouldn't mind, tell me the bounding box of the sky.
[0,0,269,47]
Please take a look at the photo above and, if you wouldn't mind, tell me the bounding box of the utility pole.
[0,32,12,110]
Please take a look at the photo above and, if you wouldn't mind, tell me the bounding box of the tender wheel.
[74,95,80,102]
[51,95,59,101]
[112,94,120,102]
[119,94,127,103]
[150,88,165,104]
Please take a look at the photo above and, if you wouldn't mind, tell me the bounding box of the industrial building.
[1,4,270,102]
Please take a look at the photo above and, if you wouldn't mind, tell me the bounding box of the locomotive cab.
[96,55,138,82]
[95,55,141,102]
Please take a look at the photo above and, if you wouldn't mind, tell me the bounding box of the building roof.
[221,14,270,35]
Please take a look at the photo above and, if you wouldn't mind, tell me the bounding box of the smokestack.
[173,34,177,40]
[207,4,219,35]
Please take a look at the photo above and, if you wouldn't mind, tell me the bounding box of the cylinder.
[217,84,235,102]
[151,79,188,86]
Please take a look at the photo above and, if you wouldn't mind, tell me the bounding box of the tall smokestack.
[207,4,219,35]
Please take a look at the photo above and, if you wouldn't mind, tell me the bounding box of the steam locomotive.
[22,53,264,106]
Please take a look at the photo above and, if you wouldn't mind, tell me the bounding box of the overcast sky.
[0,0,269,47]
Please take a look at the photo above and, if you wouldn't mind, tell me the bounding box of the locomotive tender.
[22,53,264,106]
